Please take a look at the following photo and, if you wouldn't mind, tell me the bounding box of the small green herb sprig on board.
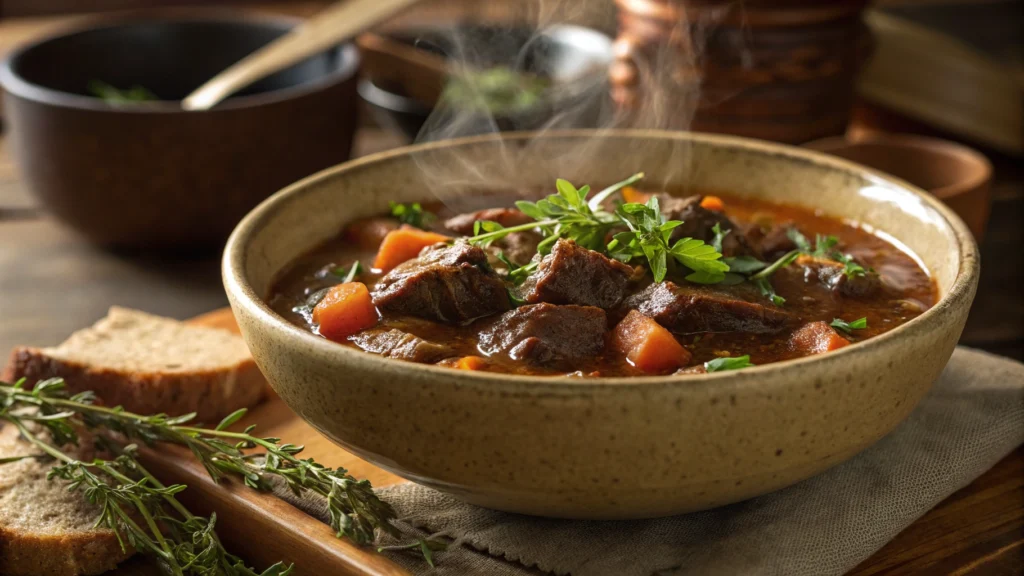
[467,174,729,284]
[0,378,441,575]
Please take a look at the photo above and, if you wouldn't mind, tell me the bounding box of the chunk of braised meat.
[658,194,750,256]
[344,217,400,250]
[478,303,607,366]
[497,230,543,266]
[516,239,634,308]
[744,224,799,261]
[444,208,534,235]
[372,242,511,324]
[349,327,456,363]
[795,255,881,298]
[624,281,790,334]
[787,321,851,355]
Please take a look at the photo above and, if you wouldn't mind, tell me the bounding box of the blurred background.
[1,0,1021,361]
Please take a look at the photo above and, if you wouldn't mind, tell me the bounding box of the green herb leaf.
[215,408,248,431]
[710,222,729,254]
[786,227,812,252]
[88,80,157,104]
[723,255,768,274]
[830,317,868,333]
[389,202,435,229]
[670,238,730,284]
[704,355,755,372]
[332,261,363,283]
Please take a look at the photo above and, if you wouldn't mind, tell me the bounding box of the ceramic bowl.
[223,130,978,519]
[0,12,360,250]
[804,133,992,241]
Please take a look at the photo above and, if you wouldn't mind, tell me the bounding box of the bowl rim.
[223,128,979,393]
[0,10,361,114]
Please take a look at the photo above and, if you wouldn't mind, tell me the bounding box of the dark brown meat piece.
[478,303,607,366]
[795,255,881,299]
[444,208,534,235]
[623,281,790,334]
[744,224,798,261]
[658,194,750,256]
[497,231,542,266]
[516,239,634,308]
[372,242,511,324]
[349,328,456,363]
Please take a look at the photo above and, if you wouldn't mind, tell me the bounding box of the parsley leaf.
[831,317,868,333]
[705,355,755,372]
[333,261,363,283]
[748,249,800,306]
[389,202,436,229]
[88,80,157,104]
[710,222,729,253]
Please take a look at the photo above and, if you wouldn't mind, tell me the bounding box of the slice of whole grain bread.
[0,426,135,576]
[2,307,265,425]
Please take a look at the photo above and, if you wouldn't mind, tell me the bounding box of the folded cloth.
[275,347,1024,576]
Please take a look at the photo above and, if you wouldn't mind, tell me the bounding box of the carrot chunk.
[312,282,378,341]
[621,186,652,205]
[372,225,450,272]
[788,321,850,355]
[611,310,692,374]
[699,195,725,212]
[454,356,488,371]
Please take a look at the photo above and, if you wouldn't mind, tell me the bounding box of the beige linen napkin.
[277,347,1024,576]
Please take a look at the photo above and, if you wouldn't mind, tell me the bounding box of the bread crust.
[3,346,265,426]
[0,526,132,576]
[0,427,135,576]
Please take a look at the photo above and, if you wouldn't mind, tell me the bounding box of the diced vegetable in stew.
[268,174,937,377]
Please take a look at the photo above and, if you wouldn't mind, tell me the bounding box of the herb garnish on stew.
[831,317,868,333]
[705,355,755,372]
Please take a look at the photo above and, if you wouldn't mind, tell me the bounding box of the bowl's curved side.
[224,130,978,518]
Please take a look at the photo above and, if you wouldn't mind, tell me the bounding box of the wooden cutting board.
[139,308,411,576]
[140,308,1023,576]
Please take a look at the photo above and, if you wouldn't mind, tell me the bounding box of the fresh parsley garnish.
[787,228,868,278]
[610,197,729,283]
[88,80,157,104]
[705,355,755,372]
[710,222,728,254]
[831,317,868,333]
[467,174,729,285]
[747,249,800,306]
[332,261,363,283]
[389,202,435,229]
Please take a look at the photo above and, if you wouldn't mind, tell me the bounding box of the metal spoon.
[182,0,419,111]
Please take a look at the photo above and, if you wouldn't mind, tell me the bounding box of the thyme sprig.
[0,378,437,574]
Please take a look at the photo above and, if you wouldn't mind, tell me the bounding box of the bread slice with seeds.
[2,306,265,425]
[0,425,135,576]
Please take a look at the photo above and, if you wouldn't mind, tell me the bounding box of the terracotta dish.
[223,130,978,519]
[805,133,992,240]
[0,13,359,249]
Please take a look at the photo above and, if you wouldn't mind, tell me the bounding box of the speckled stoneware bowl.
[223,130,978,519]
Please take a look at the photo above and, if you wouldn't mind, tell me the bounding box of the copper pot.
[611,0,873,143]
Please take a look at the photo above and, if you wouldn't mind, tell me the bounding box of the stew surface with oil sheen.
[268,179,937,377]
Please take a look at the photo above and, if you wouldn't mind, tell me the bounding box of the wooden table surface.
[1,5,1021,576]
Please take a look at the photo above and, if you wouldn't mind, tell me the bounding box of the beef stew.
[268,175,937,377]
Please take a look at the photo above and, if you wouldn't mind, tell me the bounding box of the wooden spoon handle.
[182,0,420,111]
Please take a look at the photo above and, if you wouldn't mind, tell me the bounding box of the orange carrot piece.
[372,225,450,272]
[611,310,692,374]
[700,195,725,212]
[788,321,850,355]
[312,282,378,341]
[621,186,652,205]
[454,356,488,371]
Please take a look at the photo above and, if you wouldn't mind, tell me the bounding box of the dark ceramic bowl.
[357,24,614,142]
[0,13,360,249]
